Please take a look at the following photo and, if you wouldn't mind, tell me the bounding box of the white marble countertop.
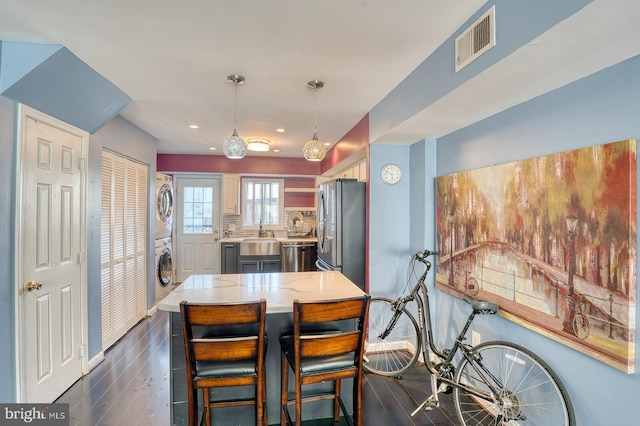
[157,271,364,313]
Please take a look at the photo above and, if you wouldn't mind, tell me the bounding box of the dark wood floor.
[57,309,460,425]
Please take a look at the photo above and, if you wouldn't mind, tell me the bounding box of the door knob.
[25,281,43,292]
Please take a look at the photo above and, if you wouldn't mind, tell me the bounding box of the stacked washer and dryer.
[155,173,175,305]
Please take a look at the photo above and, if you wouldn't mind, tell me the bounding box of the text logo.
[0,404,68,426]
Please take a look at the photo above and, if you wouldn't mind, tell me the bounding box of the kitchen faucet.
[258,219,266,237]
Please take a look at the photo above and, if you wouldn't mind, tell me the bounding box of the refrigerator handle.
[315,257,337,272]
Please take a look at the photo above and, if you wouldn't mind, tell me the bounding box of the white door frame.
[14,104,89,401]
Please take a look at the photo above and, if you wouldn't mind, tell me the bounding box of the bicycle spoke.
[453,342,574,425]
[363,298,420,376]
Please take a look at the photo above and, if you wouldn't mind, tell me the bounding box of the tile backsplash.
[223,210,316,238]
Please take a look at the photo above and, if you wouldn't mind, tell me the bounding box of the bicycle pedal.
[411,397,439,416]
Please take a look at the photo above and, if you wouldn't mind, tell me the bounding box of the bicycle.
[364,250,575,425]
[571,295,590,340]
[454,270,480,296]
[452,255,480,296]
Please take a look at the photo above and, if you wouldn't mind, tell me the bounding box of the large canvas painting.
[435,139,636,373]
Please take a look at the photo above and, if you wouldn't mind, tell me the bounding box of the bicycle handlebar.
[413,250,439,260]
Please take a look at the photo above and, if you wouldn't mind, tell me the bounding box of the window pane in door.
[183,186,213,234]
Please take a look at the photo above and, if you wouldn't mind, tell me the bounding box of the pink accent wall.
[157,154,322,175]
[321,114,369,173]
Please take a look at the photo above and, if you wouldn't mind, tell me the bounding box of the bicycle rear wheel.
[363,297,421,377]
[453,341,575,426]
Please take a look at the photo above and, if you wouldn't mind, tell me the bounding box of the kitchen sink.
[241,239,281,256]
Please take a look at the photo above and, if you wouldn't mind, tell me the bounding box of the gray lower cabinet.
[221,243,239,274]
[221,242,281,273]
[238,257,281,273]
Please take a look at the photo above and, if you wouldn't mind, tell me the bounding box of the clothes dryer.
[155,173,174,239]
[154,237,173,304]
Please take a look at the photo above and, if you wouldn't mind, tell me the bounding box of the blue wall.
[368,144,413,298]
[432,54,640,426]
[0,94,16,402]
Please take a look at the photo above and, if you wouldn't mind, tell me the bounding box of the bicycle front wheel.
[363,297,421,377]
[453,341,575,426]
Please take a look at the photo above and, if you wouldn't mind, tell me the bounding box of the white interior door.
[174,176,221,282]
[18,107,87,402]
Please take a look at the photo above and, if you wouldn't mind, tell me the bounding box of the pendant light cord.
[313,86,318,138]
[233,81,238,131]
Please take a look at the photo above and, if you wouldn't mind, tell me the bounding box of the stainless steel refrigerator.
[316,178,366,290]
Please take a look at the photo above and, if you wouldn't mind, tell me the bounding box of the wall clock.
[380,163,402,185]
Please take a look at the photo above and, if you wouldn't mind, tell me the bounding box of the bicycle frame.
[392,253,502,408]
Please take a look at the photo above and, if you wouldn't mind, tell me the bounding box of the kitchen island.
[158,271,365,425]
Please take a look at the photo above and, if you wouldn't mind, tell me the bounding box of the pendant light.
[303,80,327,162]
[223,74,247,159]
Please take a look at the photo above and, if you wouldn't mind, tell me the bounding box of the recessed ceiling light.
[276,128,286,133]
[189,124,199,129]
[209,147,217,151]
[273,149,280,153]
[323,142,331,146]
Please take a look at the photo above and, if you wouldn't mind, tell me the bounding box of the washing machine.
[155,237,173,304]
[155,173,174,239]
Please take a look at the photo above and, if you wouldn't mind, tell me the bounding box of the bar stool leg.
[333,380,341,422]
[281,355,288,426]
[295,375,302,426]
[203,388,211,426]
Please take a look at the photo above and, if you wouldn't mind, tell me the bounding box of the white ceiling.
[0,0,639,159]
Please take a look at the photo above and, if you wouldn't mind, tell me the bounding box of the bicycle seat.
[472,299,499,315]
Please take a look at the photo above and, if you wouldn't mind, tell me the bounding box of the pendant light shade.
[223,74,247,159]
[303,80,327,162]
[303,134,326,162]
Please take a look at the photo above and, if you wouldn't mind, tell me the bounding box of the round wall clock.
[380,163,402,185]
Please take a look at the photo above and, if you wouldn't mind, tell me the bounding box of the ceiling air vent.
[455,6,495,73]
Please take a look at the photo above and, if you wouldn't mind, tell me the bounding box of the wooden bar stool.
[180,299,268,426]
[279,295,370,426]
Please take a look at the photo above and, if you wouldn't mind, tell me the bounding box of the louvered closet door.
[101,151,148,350]
[100,156,114,347]
[134,164,148,323]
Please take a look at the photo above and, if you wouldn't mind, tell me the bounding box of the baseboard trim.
[147,305,158,317]
[87,351,105,372]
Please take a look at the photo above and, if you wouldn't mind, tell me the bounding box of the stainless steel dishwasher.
[281,241,317,272]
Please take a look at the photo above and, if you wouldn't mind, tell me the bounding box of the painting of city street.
[435,139,636,373]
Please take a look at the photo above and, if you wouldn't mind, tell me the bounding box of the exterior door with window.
[174,176,221,282]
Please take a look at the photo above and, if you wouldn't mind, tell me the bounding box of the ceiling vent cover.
[455,6,495,72]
